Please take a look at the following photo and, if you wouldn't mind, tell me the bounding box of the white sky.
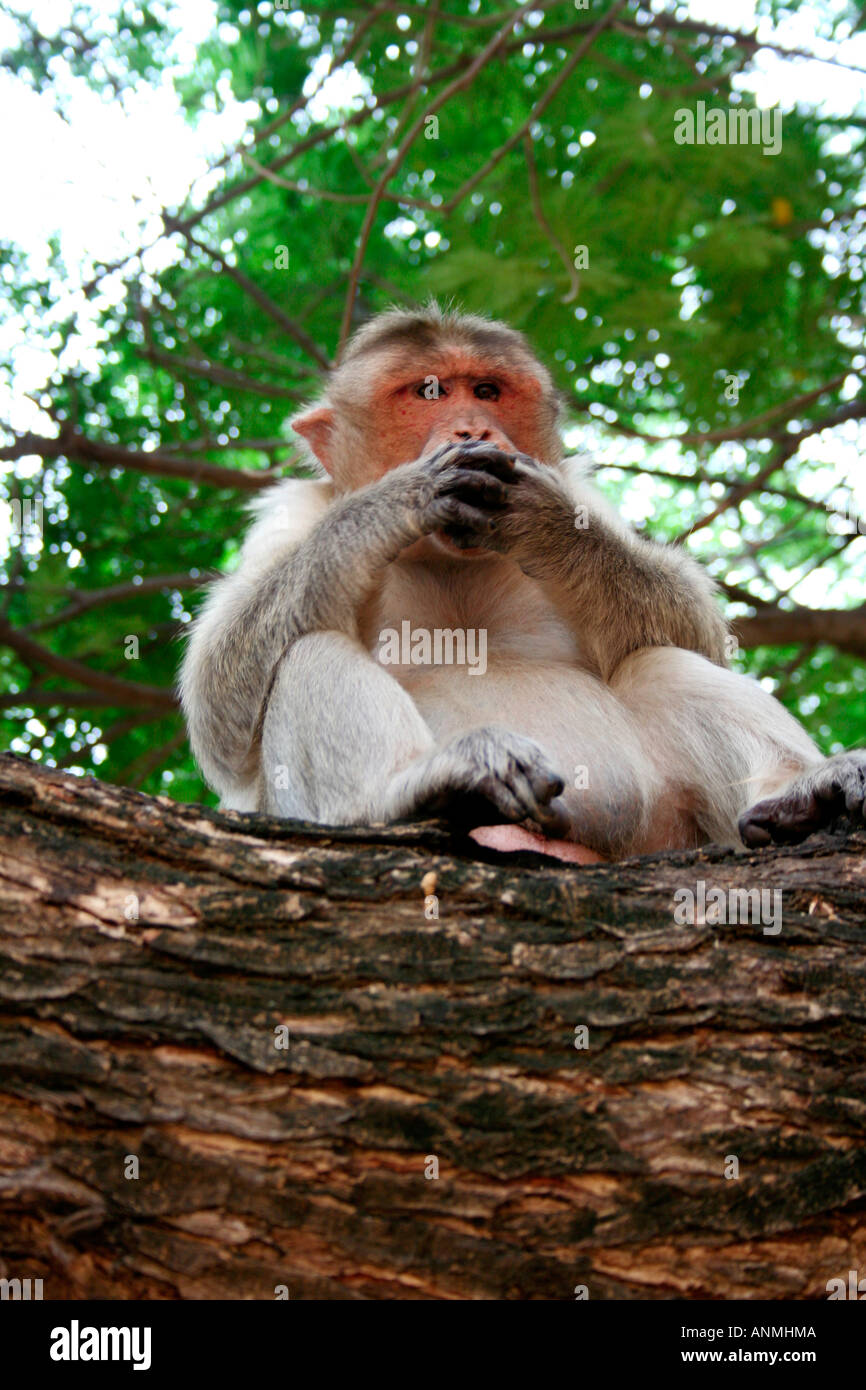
[1,0,865,605]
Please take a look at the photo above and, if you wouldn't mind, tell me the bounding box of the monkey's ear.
[291,405,335,473]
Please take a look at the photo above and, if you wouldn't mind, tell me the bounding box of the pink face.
[363,349,550,479]
[292,344,556,489]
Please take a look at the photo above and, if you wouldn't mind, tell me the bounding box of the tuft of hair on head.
[336,296,548,376]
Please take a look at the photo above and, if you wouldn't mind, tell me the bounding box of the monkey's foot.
[739,752,866,847]
[416,726,569,834]
[470,824,605,864]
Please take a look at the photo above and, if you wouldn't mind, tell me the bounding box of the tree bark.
[0,752,864,1301]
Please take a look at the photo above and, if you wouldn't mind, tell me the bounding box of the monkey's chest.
[365,597,582,699]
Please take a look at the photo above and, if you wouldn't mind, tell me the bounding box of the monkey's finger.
[509,750,566,807]
[738,817,774,848]
[813,776,845,803]
[485,759,558,829]
[813,760,866,822]
[449,445,517,481]
[532,795,571,836]
[515,760,565,805]
[444,471,511,507]
[738,792,825,847]
[474,774,529,824]
[507,768,570,834]
[430,498,497,534]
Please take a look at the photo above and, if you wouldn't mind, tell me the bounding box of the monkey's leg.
[261,632,566,827]
[260,632,433,821]
[608,646,824,851]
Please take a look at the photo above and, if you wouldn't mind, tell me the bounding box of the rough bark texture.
[0,752,864,1301]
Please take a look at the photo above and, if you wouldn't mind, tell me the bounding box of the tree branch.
[733,605,866,659]
[0,618,177,710]
[20,574,205,636]
[0,431,272,491]
[1,754,865,1301]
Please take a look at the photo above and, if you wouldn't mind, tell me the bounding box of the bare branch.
[52,709,171,769]
[338,0,629,351]
[114,725,188,788]
[337,0,538,351]
[142,342,305,401]
[622,13,866,75]
[159,225,331,371]
[21,574,205,636]
[0,430,273,491]
[604,373,858,448]
[733,605,866,659]
[0,618,177,710]
[437,0,631,219]
[0,690,172,710]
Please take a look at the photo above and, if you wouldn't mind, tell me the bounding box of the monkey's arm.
[490,456,729,678]
[180,448,513,795]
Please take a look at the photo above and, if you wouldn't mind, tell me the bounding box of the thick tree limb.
[733,605,866,660]
[0,755,865,1301]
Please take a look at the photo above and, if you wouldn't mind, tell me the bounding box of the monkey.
[179,301,866,864]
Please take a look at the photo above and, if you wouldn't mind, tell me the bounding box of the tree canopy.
[1,0,865,803]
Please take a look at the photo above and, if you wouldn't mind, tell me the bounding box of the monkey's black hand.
[482,453,577,572]
[739,751,866,847]
[401,440,518,548]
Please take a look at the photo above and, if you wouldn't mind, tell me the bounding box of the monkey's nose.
[452,427,518,451]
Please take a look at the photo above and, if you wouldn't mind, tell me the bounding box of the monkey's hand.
[475,453,578,573]
[244,442,520,662]
[386,440,518,549]
[739,751,866,847]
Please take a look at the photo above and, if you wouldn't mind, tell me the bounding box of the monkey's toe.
[738,815,774,848]
[739,789,828,847]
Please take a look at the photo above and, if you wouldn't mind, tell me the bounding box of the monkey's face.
[293,343,560,499]
[368,348,552,477]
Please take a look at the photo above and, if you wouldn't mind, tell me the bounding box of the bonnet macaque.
[180,304,865,863]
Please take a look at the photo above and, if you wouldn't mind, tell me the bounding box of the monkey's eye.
[474,381,501,401]
[414,381,448,399]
